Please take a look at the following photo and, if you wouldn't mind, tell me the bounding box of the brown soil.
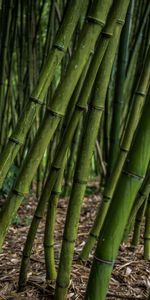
[0,190,149,299]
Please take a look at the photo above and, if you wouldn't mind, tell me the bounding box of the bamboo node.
[51,191,61,196]
[43,243,54,248]
[46,107,64,119]
[144,237,150,240]
[94,255,115,266]
[22,252,30,258]
[90,233,98,240]
[9,137,23,146]
[63,236,76,243]
[88,104,104,111]
[30,96,43,106]
[120,146,128,153]
[117,19,125,25]
[103,195,111,203]
[102,31,113,38]
[135,91,146,97]
[56,280,69,289]
[76,104,87,111]
[53,43,66,53]
[52,165,61,171]
[87,16,105,27]
[123,170,144,181]
[74,179,87,185]
[12,188,27,197]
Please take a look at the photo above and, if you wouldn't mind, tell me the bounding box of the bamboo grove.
[0,0,150,299]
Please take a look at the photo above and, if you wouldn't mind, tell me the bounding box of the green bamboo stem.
[131,199,147,248]
[80,45,150,262]
[0,0,87,188]
[86,86,150,300]
[64,124,81,197]
[121,2,150,128]
[108,1,133,172]
[44,158,66,281]
[123,169,150,241]
[144,195,150,260]
[1,3,18,150]
[0,0,13,148]
[55,4,129,297]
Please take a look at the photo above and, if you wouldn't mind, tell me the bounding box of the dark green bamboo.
[80,45,150,262]
[122,2,150,126]
[64,124,81,197]
[123,168,150,240]
[86,88,150,300]
[131,199,147,247]
[0,0,13,148]
[108,1,133,172]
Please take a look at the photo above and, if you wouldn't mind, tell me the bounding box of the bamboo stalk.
[131,199,147,247]
[108,1,133,172]
[123,168,150,241]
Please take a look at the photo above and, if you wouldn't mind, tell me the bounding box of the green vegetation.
[0,1,149,299]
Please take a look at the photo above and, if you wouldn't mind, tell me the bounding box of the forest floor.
[0,183,150,300]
